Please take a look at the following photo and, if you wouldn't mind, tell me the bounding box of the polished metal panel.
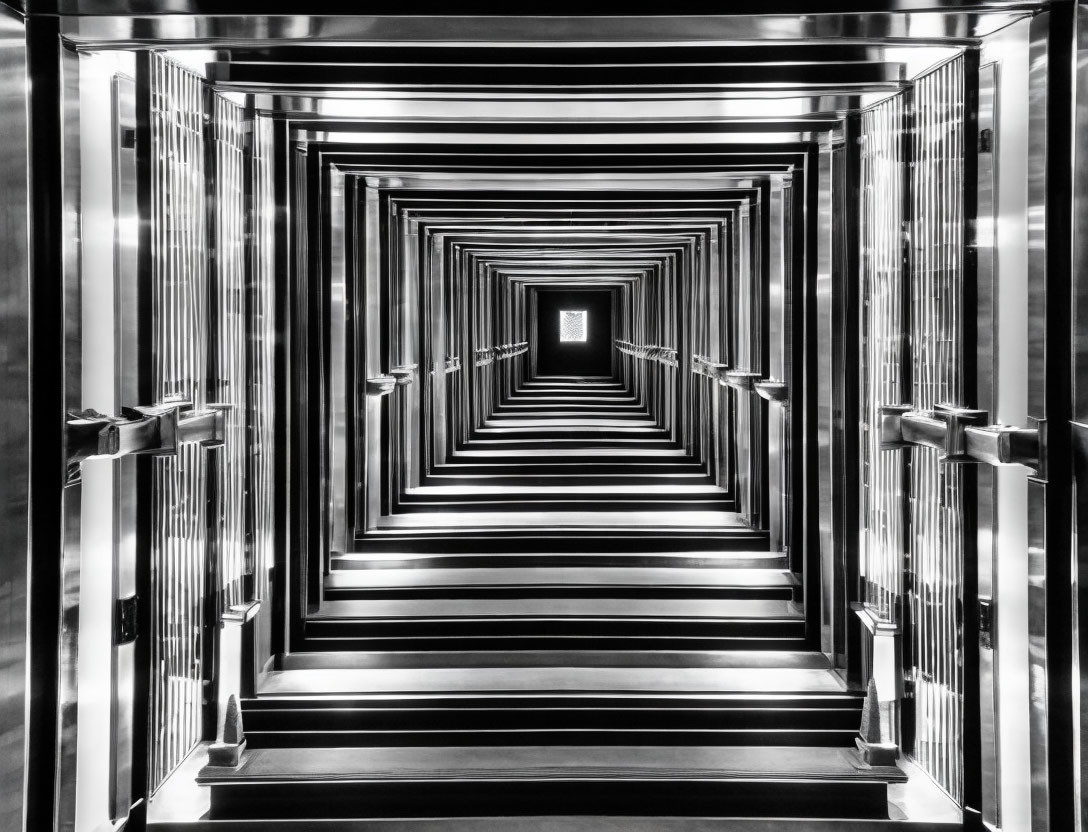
[766,180,787,553]
[109,67,137,826]
[58,12,1030,48]
[1074,422,1088,832]
[1026,14,1052,831]
[1076,8,1088,829]
[328,167,349,555]
[255,93,899,122]
[0,9,31,830]
[973,59,1000,832]
[147,53,209,794]
[55,40,84,832]
[908,54,967,804]
[815,133,836,660]
[976,17,1033,832]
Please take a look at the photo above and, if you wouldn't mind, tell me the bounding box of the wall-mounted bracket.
[692,355,727,379]
[66,401,226,482]
[616,340,676,366]
[878,403,989,462]
[723,370,762,392]
[473,347,494,368]
[391,364,417,387]
[754,379,789,404]
[366,376,397,397]
[963,423,1041,473]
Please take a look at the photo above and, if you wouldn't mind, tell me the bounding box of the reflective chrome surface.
[0,10,30,830]
[1026,13,1052,831]
[59,12,1029,48]
[973,57,1000,832]
[1074,6,1088,830]
[11,4,1080,828]
[55,38,83,832]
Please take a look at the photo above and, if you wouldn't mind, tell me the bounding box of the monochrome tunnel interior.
[2,3,1088,831]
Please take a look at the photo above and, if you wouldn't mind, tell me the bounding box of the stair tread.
[482,418,659,428]
[374,510,746,529]
[257,666,842,696]
[404,484,728,497]
[311,598,801,620]
[324,567,798,590]
[278,649,833,671]
[198,745,897,784]
[450,448,689,459]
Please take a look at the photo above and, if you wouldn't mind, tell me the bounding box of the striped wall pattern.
[147,52,208,793]
[858,93,907,623]
[210,92,247,610]
[907,55,967,803]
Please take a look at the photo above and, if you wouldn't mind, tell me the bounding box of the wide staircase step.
[243,651,858,748]
[323,566,799,600]
[197,745,896,820]
[195,651,901,821]
[312,552,804,651]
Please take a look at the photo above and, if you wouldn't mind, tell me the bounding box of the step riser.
[423,474,713,485]
[305,621,805,637]
[298,637,808,651]
[333,554,780,569]
[434,463,706,470]
[242,730,859,748]
[242,709,863,732]
[391,499,736,513]
[335,534,770,553]
[455,440,677,450]
[323,587,794,601]
[206,781,889,820]
[242,710,862,728]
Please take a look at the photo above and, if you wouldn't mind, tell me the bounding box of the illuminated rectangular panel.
[559,309,587,343]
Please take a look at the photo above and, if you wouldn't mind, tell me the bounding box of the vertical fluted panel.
[249,115,276,594]
[210,93,247,609]
[148,53,207,794]
[909,55,965,803]
[859,94,906,622]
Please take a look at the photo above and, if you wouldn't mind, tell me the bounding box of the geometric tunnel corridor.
[3,4,1088,832]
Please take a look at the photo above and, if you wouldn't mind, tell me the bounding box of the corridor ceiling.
[44,5,1036,200]
[55,7,1031,119]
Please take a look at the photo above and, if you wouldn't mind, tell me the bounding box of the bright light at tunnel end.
[559,310,588,343]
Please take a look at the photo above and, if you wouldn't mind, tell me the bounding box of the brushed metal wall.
[0,6,30,831]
